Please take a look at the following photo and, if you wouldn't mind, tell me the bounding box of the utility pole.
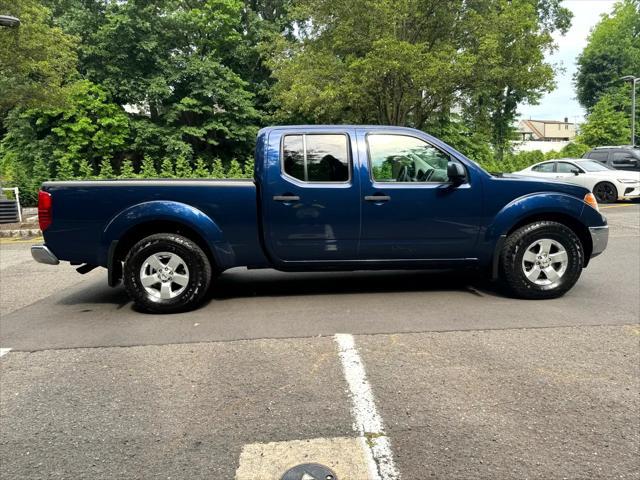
[621,76,638,146]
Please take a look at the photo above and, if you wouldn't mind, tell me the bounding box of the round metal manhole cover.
[281,463,337,480]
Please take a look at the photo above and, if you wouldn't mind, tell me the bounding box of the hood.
[584,170,640,181]
[492,172,590,198]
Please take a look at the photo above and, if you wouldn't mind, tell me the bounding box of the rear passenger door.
[262,130,360,263]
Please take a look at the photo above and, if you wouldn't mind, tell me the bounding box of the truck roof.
[258,125,424,135]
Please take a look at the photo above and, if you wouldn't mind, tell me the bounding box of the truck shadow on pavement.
[54,268,507,313]
[206,268,504,301]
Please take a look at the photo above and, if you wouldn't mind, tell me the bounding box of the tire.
[500,221,584,299]
[593,181,618,203]
[123,233,212,313]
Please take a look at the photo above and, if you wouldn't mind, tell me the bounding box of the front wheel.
[500,221,584,299]
[593,181,618,203]
[123,233,212,313]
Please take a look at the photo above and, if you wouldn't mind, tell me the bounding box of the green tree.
[56,157,74,180]
[139,156,158,178]
[193,158,210,178]
[77,159,94,178]
[98,159,115,179]
[242,157,255,178]
[119,159,136,178]
[0,0,78,116]
[210,158,225,179]
[268,0,570,159]
[578,92,631,146]
[174,155,193,178]
[575,0,640,110]
[31,156,51,195]
[226,159,243,178]
[0,80,130,199]
[160,158,175,178]
[74,0,260,161]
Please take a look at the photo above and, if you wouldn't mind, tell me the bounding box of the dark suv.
[583,146,640,171]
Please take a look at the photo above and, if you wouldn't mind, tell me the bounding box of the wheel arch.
[490,212,593,279]
[506,212,592,261]
[102,201,232,286]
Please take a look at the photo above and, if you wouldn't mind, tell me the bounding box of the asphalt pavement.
[0,204,638,479]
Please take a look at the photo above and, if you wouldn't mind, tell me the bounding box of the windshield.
[577,160,612,172]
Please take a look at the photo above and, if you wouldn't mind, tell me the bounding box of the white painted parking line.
[0,348,12,358]
[334,333,400,480]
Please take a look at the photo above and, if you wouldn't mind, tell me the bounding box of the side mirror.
[571,168,580,175]
[447,161,466,184]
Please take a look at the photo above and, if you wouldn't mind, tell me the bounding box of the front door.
[263,130,360,263]
[358,130,483,260]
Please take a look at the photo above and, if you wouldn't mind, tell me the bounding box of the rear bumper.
[589,226,609,258]
[31,245,60,265]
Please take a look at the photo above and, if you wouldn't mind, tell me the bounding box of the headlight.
[617,179,638,183]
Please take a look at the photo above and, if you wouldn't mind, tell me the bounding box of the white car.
[515,158,640,203]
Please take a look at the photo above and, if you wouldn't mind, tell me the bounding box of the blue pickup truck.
[31,125,608,313]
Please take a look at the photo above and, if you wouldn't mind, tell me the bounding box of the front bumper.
[619,183,640,199]
[31,245,60,265]
[589,226,609,258]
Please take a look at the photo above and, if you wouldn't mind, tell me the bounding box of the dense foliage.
[575,0,639,146]
[0,0,633,206]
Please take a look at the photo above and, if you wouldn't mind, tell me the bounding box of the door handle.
[273,195,300,202]
[364,195,391,202]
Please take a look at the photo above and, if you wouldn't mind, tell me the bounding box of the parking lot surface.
[1,204,639,479]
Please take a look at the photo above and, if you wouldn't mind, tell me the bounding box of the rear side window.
[588,151,609,161]
[532,163,555,172]
[282,134,350,183]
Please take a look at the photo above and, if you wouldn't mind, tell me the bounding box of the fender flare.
[487,192,587,279]
[101,200,235,271]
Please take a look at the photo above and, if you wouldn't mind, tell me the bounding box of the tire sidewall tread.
[500,221,584,299]
[123,233,212,313]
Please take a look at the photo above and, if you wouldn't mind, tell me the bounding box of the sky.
[518,0,616,123]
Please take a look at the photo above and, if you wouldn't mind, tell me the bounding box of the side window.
[611,152,638,166]
[589,151,609,162]
[532,162,555,173]
[283,134,350,183]
[556,162,579,173]
[367,134,457,183]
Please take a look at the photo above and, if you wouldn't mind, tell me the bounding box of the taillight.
[38,190,52,231]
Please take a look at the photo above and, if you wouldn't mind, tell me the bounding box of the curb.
[0,228,42,238]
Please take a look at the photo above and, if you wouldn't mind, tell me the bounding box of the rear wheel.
[123,233,212,313]
[500,221,584,299]
[593,181,617,203]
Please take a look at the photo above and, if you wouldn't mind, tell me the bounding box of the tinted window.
[368,134,456,183]
[282,134,350,182]
[556,162,579,173]
[577,160,611,172]
[612,152,631,161]
[532,163,555,173]
[611,151,640,167]
[588,151,609,161]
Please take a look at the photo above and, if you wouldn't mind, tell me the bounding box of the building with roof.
[517,118,577,142]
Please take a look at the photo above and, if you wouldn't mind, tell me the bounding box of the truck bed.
[42,179,267,269]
